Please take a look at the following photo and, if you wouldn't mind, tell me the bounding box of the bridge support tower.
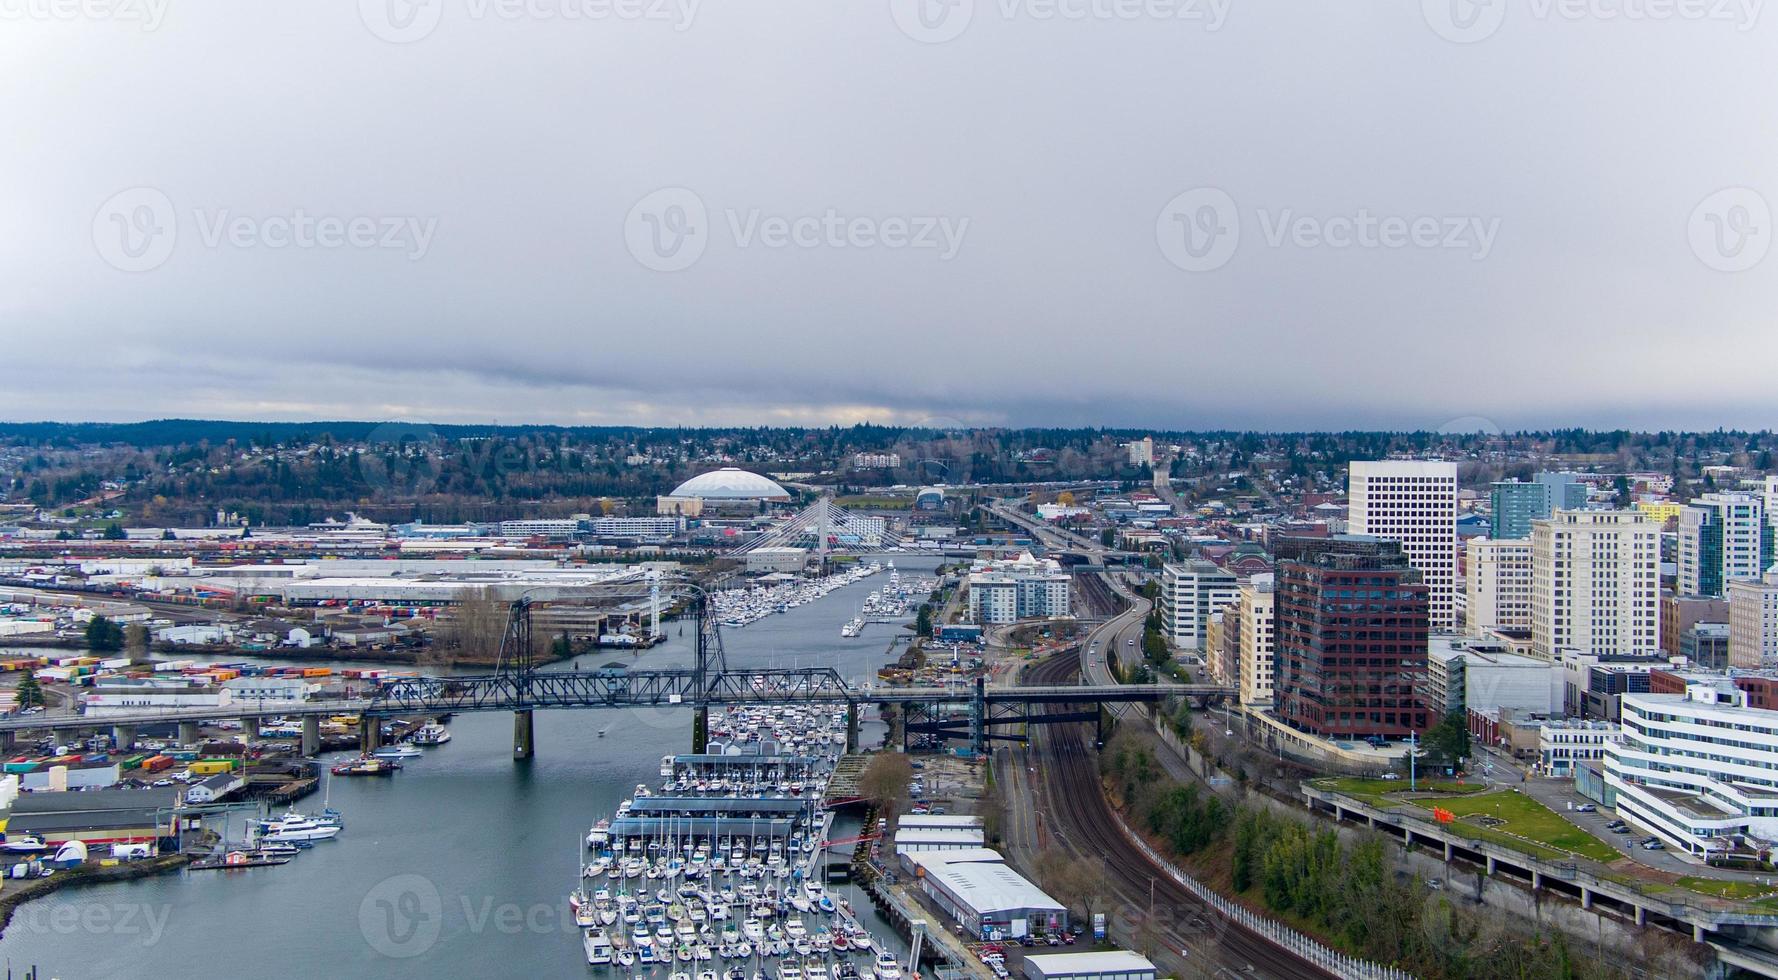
[692,706,709,753]
[178,722,200,747]
[845,702,859,753]
[358,716,382,754]
[513,710,535,760]
[301,715,321,756]
[111,725,136,751]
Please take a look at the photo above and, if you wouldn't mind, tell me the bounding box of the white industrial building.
[892,826,986,855]
[1605,679,1778,858]
[587,516,683,539]
[185,772,245,804]
[1024,952,1157,980]
[914,850,1068,939]
[745,548,810,574]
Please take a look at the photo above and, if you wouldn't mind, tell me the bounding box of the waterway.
[0,557,939,978]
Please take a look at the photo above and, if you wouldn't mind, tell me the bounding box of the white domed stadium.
[669,467,791,501]
[658,467,791,516]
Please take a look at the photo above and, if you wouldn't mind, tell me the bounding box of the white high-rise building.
[1728,571,1778,669]
[1529,510,1661,662]
[1235,575,1275,707]
[1126,437,1154,467]
[1160,560,1238,652]
[1348,460,1459,630]
[1465,537,1533,636]
[1678,492,1773,598]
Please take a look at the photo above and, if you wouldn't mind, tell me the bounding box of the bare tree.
[440,587,510,665]
[859,752,914,819]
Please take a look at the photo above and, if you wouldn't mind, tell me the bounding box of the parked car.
[1610,826,1632,834]
[1575,804,1596,813]
[1643,840,1666,851]
[1379,773,1401,781]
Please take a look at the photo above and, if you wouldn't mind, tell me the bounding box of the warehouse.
[892,825,985,855]
[918,852,1067,940]
[898,845,1002,877]
[5,787,182,846]
[1023,951,1157,980]
[185,772,245,804]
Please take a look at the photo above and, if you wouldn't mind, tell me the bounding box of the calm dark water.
[0,558,935,979]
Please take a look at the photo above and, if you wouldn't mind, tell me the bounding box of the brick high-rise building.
[1272,536,1431,740]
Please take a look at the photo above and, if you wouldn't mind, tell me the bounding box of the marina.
[572,705,909,979]
[710,563,887,630]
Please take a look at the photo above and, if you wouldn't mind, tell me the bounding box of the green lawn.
[1314,777,1489,804]
[1674,877,1778,901]
[1410,791,1621,864]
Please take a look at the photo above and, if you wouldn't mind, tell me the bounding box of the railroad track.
[1020,651,1335,980]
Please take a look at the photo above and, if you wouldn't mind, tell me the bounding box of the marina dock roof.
[625,797,810,816]
[611,817,796,837]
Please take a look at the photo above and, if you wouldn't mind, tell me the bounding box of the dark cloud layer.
[3,0,1775,430]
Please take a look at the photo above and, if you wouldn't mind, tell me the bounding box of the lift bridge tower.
[496,581,725,759]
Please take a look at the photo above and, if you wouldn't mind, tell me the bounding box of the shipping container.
[141,755,174,772]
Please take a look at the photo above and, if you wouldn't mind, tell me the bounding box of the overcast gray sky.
[3,0,1775,431]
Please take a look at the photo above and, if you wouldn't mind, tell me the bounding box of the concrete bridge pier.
[845,702,859,754]
[301,715,321,756]
[359,717,383,754]
[0,731,14,753]
[513,710,535,760]
[240,717,259,741]
[111,725,137,751]
[177,722,201,747]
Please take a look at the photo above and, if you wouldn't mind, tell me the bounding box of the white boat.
[411,723,452,746]
[616,947,636,967]
[585,929,614,965]
[0,836,47,853]
[373,745,423,759]
[872,953,902,980]
[258,816,341,843]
